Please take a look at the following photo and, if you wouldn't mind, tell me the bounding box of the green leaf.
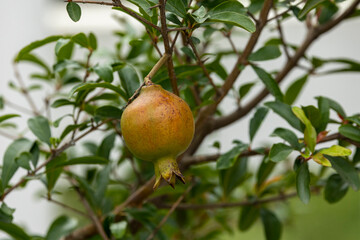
[320,145,352,157]
[239,82,255,99]
[54,156,109,168]
[110,221,128,239]
[353,147,360,164]
[66,2,82,22]
[95,106,123,119]
[15,35,64,62]
[94,65,114,83]
[339,124,360,142]
[70,82,126,99]
[296,162,310,204]
[0,222,31,240]
[208,0,246,16]
[265,101,304,132]
[15,152,32,171]
[166,13,182,25]
[271,128,301,150]
[252,66,283,101]
[0,114,20,124]
[94,165,111,204]
[292,107,317,152]
[316,96,346,117]
[192,6,209,23]
[317,96,330,132]
[55,38,74,61]
[239,205,260,231]
[0,203,15,223]
[249,107,269,141]
[46,153,67,192]
[14,53,51,74]
[128,0,153,16]
[345,115,360,126]
[284,75,308,105]
[318,1,339,24]
[260,208,282,240]
[118,65,140,98]
[256,157,276,188]
[248,45,281,62]
[324,174,348,204]
[312,152,331,167]
[208,12,255,33]
[51,99,75,108]
[30,142,40,167]
[325,155,360,191]
[166,0,187,18]
[269,143,293,163]
[28,116,52,146]
[220,157,248,196]
[152,65,202,84]
[2,138,33,188]
[299,0,325,18]
[97,132,116,159]
[46,215,78,240]
[71,33,88,48]
[216,142,248,170]
[181,46,197,61]
[88,32,97,50]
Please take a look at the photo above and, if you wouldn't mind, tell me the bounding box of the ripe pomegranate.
[121,83,195,189]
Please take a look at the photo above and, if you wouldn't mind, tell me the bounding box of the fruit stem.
[153,156,185,189]
[144,53,170,85]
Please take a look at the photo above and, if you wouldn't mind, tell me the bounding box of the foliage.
[1,0,360,240]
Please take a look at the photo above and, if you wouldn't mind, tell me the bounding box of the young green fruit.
[120,84,195,189]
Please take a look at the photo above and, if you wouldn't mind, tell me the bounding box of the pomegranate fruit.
[120,83,194,189]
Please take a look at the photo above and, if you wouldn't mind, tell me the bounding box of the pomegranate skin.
[121,84,194,189]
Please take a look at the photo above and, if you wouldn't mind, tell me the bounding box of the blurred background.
[0,0,359,239]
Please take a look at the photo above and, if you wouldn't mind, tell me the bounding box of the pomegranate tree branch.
[159,0,179,96]
[212,0,360,131]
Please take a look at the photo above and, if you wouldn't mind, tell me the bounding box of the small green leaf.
[316,96,346,117]
[0,203,15,223]
[248,45,281,62]
[345,115,360,126]
[260,208,282,240]
[95,106,123,119]
[0,114,20,124]
[2,138,33,188]
[46,215,78,240]
[166,0,187,18]
[118,65,140,98]
[15,152,32,171]
[15,35,63,62]
[70,82,126,99]
[249,107,269,141]
[166,13,182,25]
[110,221,128,239]
[128,0,153,16]
[312,152,331,167]
[284,75,308,105]
[30,141,40,167]
[292,107,317,152]
[326,155,360,191]
[256,157,276,188]
[28,116,52,145]
[192,6,209,23]
[88,32,97,50]
[94,65,114,83]
[66,2,82,22]
[339,124,360,142]
[320,145,352,157]
[46,153,67,192]
[216,143,248,170]
[54,156,109,168]
[252,66,283,101]
[271,128,301,150]
[324,174,348,204]
[51,99,75,108]
[269,143,293,163]
[239,205,260,231]
[209,12,255,33]
[181,46,197,61]
[239,82,255,99]
[55,38,74,61]
[208,0,246,16]
[296,162,310,204]
[299,0,325,18]
[71,33,88,48]
[317,96,330,132]
[0,222,31,240]
[353,148,360,164]
[220,157,248,196]
[97,132,116,159]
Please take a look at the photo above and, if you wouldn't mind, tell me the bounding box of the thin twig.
[13,63,40,115]
[45,196,89,218]
[146,183,194,240]
[274,8,291,60]
[159,0,179,95]
[146,29,162,57]
[75,187,110,240]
